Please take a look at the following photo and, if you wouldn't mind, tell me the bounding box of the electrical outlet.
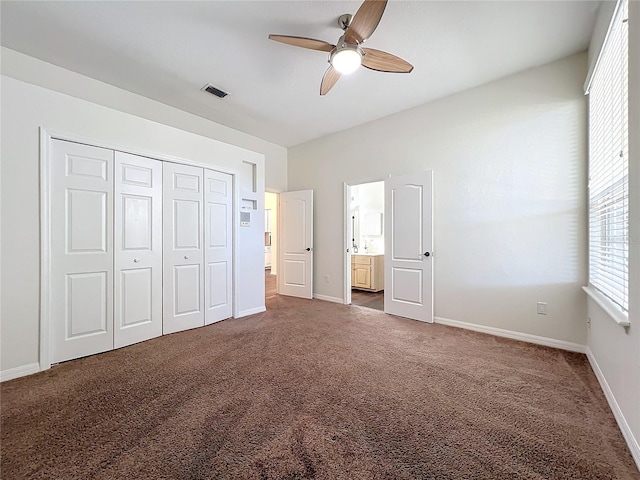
[324,275,330,283]
[537,302,548,315]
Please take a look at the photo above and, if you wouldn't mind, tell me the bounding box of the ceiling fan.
[269,0,413,95]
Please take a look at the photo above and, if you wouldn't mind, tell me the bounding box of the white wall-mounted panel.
[66,189,107,253]
[391,268,423,305]
[208,262,228,309]
[391,185,423,261]
[66,271,108,337]
[283,198,305,254]
[174,264,201,316]
[209,178,227,196]
[284,261,306,286]
[122,164,153,187]
[174,200,200,249]
[209,203,227,248]
[66,154,107,180]
[122,195,152,250]
[174,173,200,192]
[120,268,152,327]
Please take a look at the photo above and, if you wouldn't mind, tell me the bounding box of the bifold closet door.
[163,163,205,334]
[50,140,114,363]
[114,152,163,348]
[205,170,233,324]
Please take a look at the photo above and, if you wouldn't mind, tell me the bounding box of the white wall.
[0,48,288,192]
[289,53,588,345]
[0,74,266,373]
[586,0,640,468]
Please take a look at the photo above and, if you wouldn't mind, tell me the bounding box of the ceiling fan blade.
[269,34,335,52]
[362,48,413,73]
[344,0,388,44]
[320,66,341,95]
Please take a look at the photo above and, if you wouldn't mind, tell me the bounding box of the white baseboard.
[1,362,41,382]
[434,316,586,353]
[586,347,640,470]
[313,294,344,304]
[236,306,266,318]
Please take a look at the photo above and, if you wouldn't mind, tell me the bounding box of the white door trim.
[343,183,351,306]
[39,128,52,372]
[39,127,240,371]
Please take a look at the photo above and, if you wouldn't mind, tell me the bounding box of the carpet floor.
[2,295,638,479]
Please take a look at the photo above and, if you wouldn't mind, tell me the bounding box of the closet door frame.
[39,128,240,371]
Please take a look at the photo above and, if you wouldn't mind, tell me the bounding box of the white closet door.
[114,152,163,348]
[163,163,205,334]
[50,139,114,363]
[205,170,233,324]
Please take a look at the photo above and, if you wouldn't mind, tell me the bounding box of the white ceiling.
[1,1,599,147]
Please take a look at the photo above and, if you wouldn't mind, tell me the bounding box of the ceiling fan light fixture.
[330,47,362,75]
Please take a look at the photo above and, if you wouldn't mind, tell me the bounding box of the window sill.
[583,286,630,327]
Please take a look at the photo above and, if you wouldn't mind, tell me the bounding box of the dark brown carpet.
[2,296,638,479]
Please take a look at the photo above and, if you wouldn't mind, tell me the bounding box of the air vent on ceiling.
[202,84,228,98]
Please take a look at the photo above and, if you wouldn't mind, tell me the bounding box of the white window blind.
[588,0,629,313]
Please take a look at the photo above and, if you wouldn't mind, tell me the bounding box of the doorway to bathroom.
[346,181,385,311]
[265,191,278,300]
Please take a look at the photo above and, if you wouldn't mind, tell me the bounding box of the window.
[587,0,629,314]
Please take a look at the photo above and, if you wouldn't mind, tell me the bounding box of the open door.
[384,171,433,322]
[279,190,313,299]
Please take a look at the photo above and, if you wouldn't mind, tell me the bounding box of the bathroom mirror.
[363,212,383,236]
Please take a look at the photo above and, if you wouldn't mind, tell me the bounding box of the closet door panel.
[114,152,163,348]
[120,268,153,326]
[51,140,114,363]
[205,170,233,324]
[163,163,205,334]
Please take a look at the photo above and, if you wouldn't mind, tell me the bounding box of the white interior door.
[204,169,233,324]
[50,139,114,363]
[163,163,205,334]
[114,152,163,348]
[384,171,433,322]
[279,190,313,299]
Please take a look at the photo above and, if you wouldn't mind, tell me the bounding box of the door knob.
[306,248,311,252]
[133,258,140,263]
[184,255,190,260]
[423,252,431,257]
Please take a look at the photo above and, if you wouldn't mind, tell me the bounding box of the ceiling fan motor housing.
[338,13,353,31]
